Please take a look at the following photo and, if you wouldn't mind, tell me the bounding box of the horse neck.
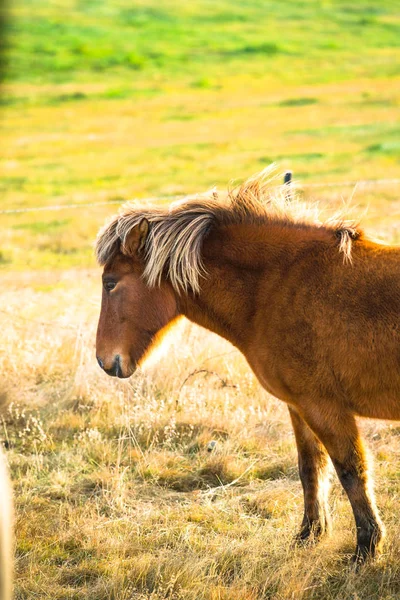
[177,221,325,350]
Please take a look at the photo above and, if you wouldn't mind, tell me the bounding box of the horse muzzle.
[96,354,134,379]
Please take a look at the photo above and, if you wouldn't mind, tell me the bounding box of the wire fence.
[1,176,400,216]
[2,173,400,332]
[0,308,84,331]
[297,177,400,189]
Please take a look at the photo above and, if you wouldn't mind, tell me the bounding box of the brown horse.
[95,170,400,563]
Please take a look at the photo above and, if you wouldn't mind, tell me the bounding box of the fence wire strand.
[1,178,400,216]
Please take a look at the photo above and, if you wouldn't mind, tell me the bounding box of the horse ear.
[121,218,149,257]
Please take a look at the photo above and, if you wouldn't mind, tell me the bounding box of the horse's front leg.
[289,407,331,543]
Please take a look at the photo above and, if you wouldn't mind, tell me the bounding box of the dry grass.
[2,264,400,599]
[2,1,400,596]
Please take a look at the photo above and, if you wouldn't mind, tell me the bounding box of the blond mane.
[96,168,361,294]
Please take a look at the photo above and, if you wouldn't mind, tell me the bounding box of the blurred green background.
[1,0,400,269]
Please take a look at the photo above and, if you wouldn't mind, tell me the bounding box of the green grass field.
[1,0,400,269]
[2,1,400,598]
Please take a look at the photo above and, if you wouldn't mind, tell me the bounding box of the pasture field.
[1,0,400,269]
[4,273,400,600]
[1,0,400,598]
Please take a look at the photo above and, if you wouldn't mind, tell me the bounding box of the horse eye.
[104,281,116,292]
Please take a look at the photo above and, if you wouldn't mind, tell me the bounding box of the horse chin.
[120,363,137,379]
[116,371,134,379]
[104,368,134,379]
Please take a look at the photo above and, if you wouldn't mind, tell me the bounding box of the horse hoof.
[293,524,325,547]
[351,543,382,567]
[352,525,384,566]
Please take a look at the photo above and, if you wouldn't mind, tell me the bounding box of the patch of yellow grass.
[1,258,400,599]
[1,75,400,270]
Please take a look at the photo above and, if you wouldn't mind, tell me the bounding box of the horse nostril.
[97,356,104,370]
[113,355,122,377]
[102,355,123,377]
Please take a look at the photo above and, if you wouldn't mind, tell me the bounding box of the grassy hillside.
[4,0,400,85]
[1,0,400,268]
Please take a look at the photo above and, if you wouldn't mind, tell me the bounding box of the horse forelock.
[95,199,218,293]
[95,168,362,292]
